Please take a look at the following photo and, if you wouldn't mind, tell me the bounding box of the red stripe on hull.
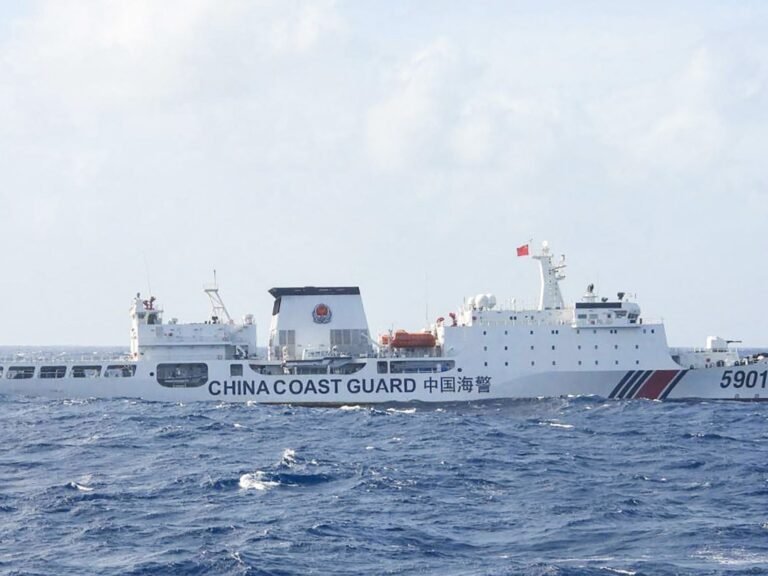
[634,370,679,399]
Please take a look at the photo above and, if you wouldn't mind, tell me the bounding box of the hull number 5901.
[720,370,768,388]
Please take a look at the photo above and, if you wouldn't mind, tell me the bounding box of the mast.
[204,270,233,324]
[531,241,566,310]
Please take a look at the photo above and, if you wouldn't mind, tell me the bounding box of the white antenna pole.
[425,270,429,325]
[143,254,153,296]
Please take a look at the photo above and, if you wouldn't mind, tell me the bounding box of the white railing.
[0,352,131,364]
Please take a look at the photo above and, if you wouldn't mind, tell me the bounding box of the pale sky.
[1,1,766,347]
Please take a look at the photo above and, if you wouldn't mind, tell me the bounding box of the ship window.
[7,366,35,379]
[615,360,619,365]
[530,330,534,335]
[72,365,101,378]
[595,360,599,365]
[504,346,508,351]
[577,314,587,319]
[551,345,556,350]
[390,360,455,373]
[594,345,599,350]
[483,331,487,336]
[484,346,487,351]
[330,362,365,375]
[105,365,136,377]
[287,364,328,375]
[636,360,640,365]
[651,329,655,334]
[578,345,582,350]
[578,360,582,365]
[157,363,208,388]
[531,361,535,366]
[635,345,639,349]
[230,364,243,377]
[272,297,282,316]
[614,345,618,349]
[552,361,556,366]
[484,361,488,367]
[377,361,388,374]
[40,366,67,379]
[0,367,3,378]
[530,345,534,350]
[249,363,283,375]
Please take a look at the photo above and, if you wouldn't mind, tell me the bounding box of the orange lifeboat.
[389,330,436,348]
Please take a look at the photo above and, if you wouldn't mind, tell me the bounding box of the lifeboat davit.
[384,330,436,348]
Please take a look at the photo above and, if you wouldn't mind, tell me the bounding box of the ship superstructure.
[2,242,765,402]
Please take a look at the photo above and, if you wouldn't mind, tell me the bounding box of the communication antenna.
[143,253,153,296]
[204,269,233,324]
[425,270,429,325]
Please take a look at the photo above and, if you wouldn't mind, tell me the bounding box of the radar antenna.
[204,269,233,324]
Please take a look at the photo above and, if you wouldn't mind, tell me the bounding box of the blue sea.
[2,394,768,576]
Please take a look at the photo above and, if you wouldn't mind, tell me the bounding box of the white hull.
[4,242,765,403]
[4,358,768,403]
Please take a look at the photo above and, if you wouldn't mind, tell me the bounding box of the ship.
[2,242,766,403]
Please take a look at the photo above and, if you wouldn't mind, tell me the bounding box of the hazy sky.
[1,1,767,347]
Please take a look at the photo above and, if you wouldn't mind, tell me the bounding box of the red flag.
[516,244,529,257]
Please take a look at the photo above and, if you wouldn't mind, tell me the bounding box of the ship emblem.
[312,303,332,324]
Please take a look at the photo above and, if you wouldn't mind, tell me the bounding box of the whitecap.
[67,481,93,492]
[339,405,362,411]
[386,407,416,414]
[543,421,574,429]
[282,448,296,464]
[239,471,279,491]
[233,423,245,429]
[600,568,636,576]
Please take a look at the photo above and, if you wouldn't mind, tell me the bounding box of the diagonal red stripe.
[634,370,679,399]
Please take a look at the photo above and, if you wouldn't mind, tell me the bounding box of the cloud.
[268,0,342,54]
[365,40,455,171]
